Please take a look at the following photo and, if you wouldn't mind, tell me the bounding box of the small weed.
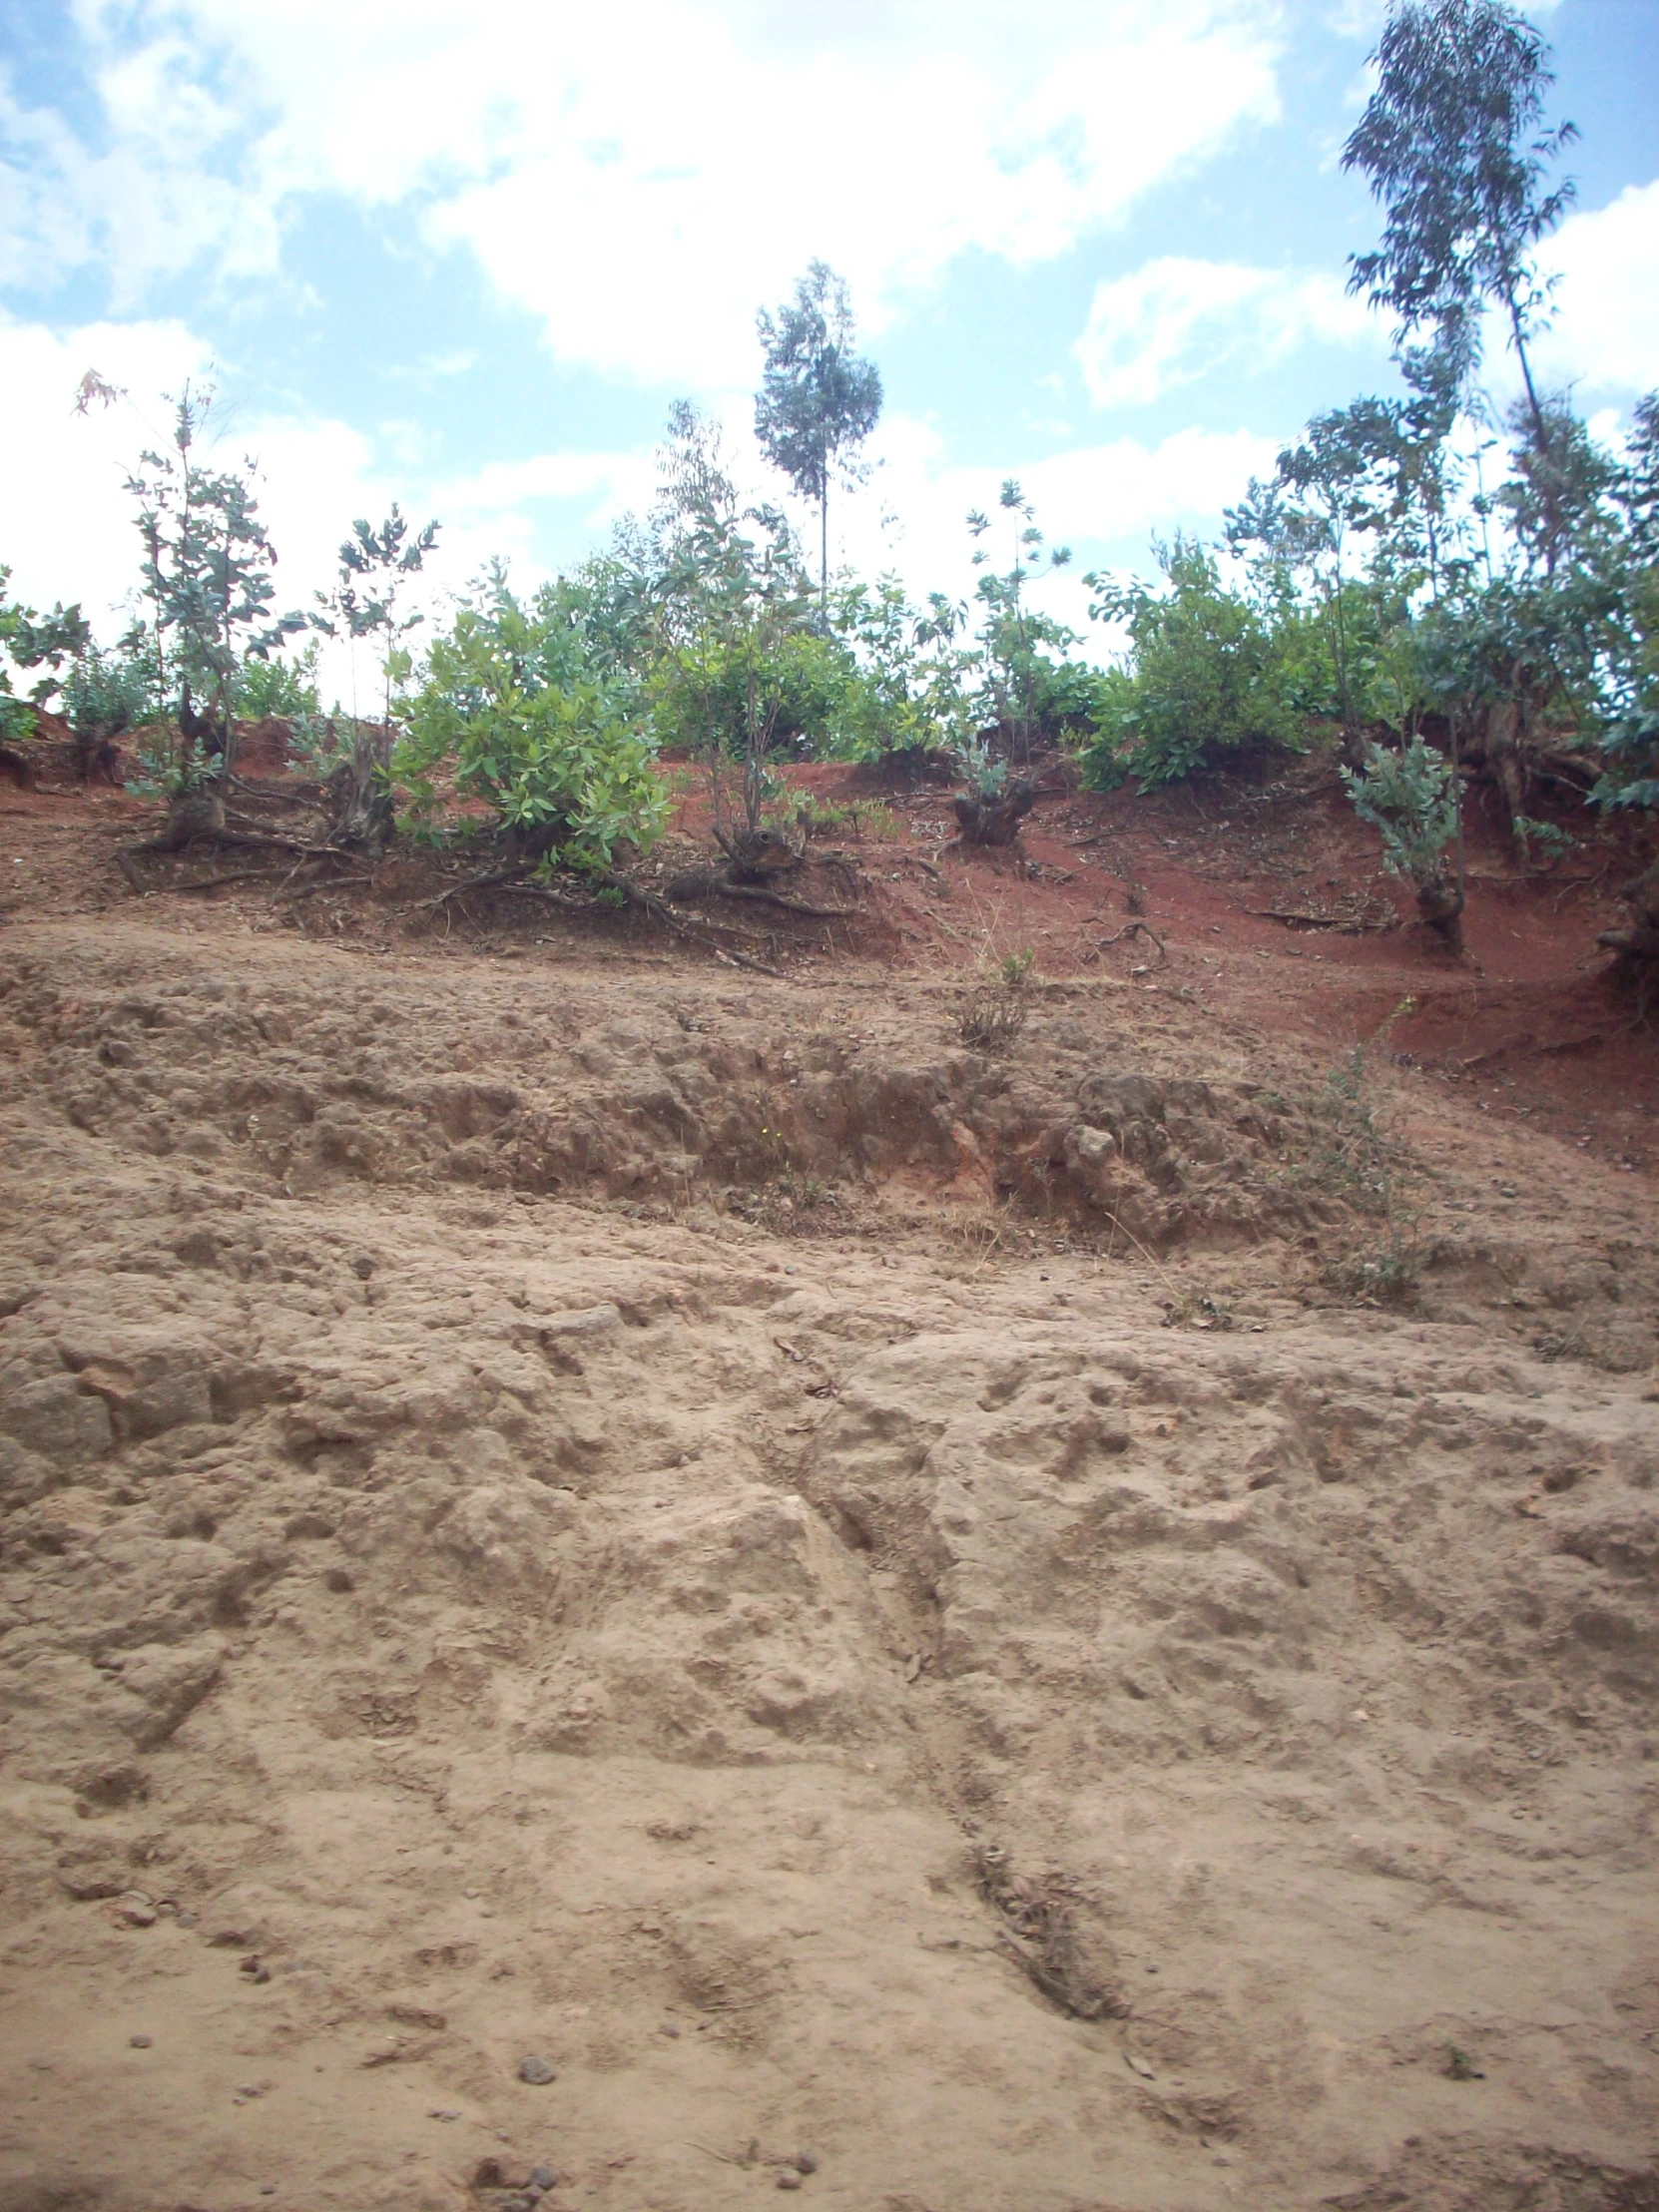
[1299,1049,1422,1302]
[1161,1290,1233,1332]
[954,949,1035,1053]
[1443,2044,1485,2081]
[1511,814,1574,860]
[771,788,902,843]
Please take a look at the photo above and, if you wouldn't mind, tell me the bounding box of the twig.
[1098,920,1168,958]
[706,882,853,919]
[1098,1210,1183,1301]
[716,948,786,978]
[1247,908,1348,931]
[167,867,282,894]
[287,873,372,899]
[401,870,521,915]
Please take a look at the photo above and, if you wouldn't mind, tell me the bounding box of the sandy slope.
[0,918,1656,2212]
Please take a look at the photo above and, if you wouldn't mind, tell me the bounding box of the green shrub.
[1080,538,1299,790]
[233,639,322,720]
[1342,735,1457,884]
[396,594,667,874]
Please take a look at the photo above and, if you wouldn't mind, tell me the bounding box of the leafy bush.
[651,622,849,761]
[396,590,667,874]
[1342,735,1457,882]
[1343,735,1465,947]
[827,577,974,761]
[234,639,322,720]
[1080,538,1299,790]
[1,566,91,743]
[1594,704,1659,813]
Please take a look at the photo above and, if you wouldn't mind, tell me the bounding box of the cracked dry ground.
[0,915,1656,2212]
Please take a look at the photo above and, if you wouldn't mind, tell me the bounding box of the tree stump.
[1415,871,1464,953]
[161,789,228,848]
[718,826,801,883]
[953,779,1035,847]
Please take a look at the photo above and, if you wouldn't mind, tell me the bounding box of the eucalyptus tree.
[755,262,883,622]
[1341,0,1577,466]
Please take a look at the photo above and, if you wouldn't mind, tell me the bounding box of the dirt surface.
[1,762,1656,2212]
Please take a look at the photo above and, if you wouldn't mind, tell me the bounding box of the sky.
[2,0,1656,670]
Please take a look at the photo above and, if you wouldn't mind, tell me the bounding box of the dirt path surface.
[1,776,1656,2212]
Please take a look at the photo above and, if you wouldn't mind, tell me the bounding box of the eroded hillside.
[0,891,1654,2212]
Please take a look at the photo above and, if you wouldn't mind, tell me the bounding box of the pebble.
[518,2055,556,2085]
[660,2022,681,2038]
[528,2166,557,2191]
[794,2152,819,2175]
[427,2108,460,2122]
[129,2033,153,2049]
[776,2173,803,2192]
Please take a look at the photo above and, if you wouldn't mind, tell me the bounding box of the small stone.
[129,2033,153,2049]
[527,2167,557,2191]
[176,1910,199,1928]
[111,1894,158,1929]
[660,2021,681,2038]
[776,2173,803,2192]
[428,2108,461,2121]
[794,2151,820,2174]
[518,2054,556,2085]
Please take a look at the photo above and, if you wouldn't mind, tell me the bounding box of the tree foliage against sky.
[1341,0,1577,445]
[4,0,1655,930]
[754,262,883,619]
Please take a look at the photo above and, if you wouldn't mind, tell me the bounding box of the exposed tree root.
[1097,919,1168,959]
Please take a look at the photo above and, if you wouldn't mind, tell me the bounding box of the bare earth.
[0,772,1656,2212]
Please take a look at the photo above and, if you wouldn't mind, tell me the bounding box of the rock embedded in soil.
[517,2054,556,2085]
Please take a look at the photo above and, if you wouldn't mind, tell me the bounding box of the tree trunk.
[1414,869,1464,953]
[1482,697,1527,843]
[953,779,1035,848]
[161,787,227,848]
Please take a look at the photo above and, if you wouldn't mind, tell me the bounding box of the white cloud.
[1074,256,1377,408]
[1532,180,1659,399]
[9,0,1286,385]
[824,412,1281,632]
[0,314,485,687]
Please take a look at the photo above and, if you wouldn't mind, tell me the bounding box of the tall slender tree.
[755,262,882,622]
[1341,0,1576,457]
